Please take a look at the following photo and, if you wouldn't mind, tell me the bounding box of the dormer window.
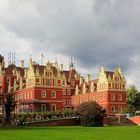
[115,83,119,89]
[47,72,52,76]
[108,83,111,89]
[71,81,75,86]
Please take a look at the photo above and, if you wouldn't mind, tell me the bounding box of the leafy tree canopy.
[126,85,140,114]
[76,101,105,126]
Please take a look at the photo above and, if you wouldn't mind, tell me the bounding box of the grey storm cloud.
[1,0,140,87]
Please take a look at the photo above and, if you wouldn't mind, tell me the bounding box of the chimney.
[24,68,27,78]
[87,74,90,83]
[20,60,24,68]
[60,64,63,71]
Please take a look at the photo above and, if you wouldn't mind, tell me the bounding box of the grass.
[0,126,140,140]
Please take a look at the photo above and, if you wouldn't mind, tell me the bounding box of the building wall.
[0,55,127,115]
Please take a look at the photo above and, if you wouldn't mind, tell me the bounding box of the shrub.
[76,101,105,126]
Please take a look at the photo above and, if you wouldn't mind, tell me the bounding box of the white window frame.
[118,94,122,101]
[30,91,33,99]
[118,106,122,113]
[100,95,102,101]
[27,92,29,99]
[51,104,56,111]
[111,106,115,113]
[67,90,71,95]
[51,91,56,98]
[41,90,46,98]
[71,81,75,86]
[67,99,71,105]
[62,90,66,95]
[111,94,115,101]
[63,99,66,105]
[41,104,46,112]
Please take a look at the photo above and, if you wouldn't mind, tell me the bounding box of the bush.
[76,101,105,126]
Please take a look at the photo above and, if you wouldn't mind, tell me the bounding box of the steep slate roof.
[63,69,77,80]
[32,64,58,76]
[78,79,99,94]
[5,64,24,76]
[105,71,114,78]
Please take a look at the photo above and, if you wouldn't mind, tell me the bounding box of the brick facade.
[0,55,126,115]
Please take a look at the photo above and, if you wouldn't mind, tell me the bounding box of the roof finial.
[100,64,104,72]
[41,53,44,65]
[30,53,32,61]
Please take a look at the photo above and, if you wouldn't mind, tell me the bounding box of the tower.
[69,57,74,70]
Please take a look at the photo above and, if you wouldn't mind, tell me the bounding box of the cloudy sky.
[0,0,140,88]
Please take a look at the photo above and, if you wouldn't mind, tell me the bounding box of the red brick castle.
[0,54,126,115]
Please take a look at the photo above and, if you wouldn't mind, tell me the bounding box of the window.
[27,92,29,99]
[75,99,77,104]
[20,93,22,100]
[51,104,56,111]
[51,91,56,98]
[30,91,33,98]
[115,83,119,89]
[24,92,26,99]
[41,104,46,112]
[111,94,115,101]
[62,90,66,95]
[108,83,111,89]
[62,80,65,86]
[36,78,40,83]
[118,106,122,113]
[63,99,66,105]
[15,95,17,101]
[22,93,24,99]
[67,99,71,105]
[80,96,82,104]
[47,72,52,76]
[57,80,61,85]
[122,84,125,89]
[103,95,106,101]
[96,96,98,101]
[46,79,51,86]
[100,95,102,101]
[111,106,115,113]
[41,91,46,98]
[71,81,75,86]
[115,77,118,81]
[29,92,30,99]
[118,94,122,101]
[67,90,71,95]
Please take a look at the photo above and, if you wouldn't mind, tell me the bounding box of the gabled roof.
[63,69,77,80]
[32,64,58,76]
[5,64,24,76]
[105,71,114,78]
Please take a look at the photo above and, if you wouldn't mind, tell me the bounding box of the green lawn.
[0,126,140,140]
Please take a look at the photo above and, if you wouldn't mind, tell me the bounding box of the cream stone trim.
[99,102,126,104]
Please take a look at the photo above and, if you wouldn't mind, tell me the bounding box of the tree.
[76,101,106,126]
[3,92,15,124]
[126,85,140,114]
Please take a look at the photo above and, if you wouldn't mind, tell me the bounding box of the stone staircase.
[128,117,140,126]
[107,116,137,126]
